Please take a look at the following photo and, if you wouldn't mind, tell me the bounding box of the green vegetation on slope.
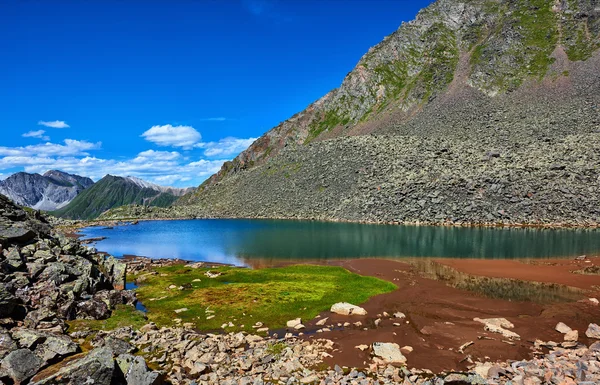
[129,264,396,332]
[52,175,177,220]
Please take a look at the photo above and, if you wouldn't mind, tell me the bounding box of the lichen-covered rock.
[30,347,115,385]
[0,348,43,384]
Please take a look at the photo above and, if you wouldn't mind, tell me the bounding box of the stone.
[0,331,17,359]
[372,342,406,364]
[116,354,161,385]
[564,330,578,342]
[585,323,600,339]
[315,317,328,326]
[555,322,572,334]
[0,285,17,318]
[30,347,115,385]
[589,298,599,305]
[286,318,302,328]
[400,345,413,353]
[474,317,519,339]
[330,302,367,316]
[77,298,111,320]
[0,348,42,384]
[393,312,406,319]
[355,344,369,351]
[474,317,514,329]
[300,374,319,384]
[96,336,135,355]
[0,227,35,244]
[12,329,79,365]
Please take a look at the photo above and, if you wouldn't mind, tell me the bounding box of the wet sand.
[297,258,600,372]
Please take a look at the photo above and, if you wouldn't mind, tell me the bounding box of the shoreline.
[57,213,600,237]
[120,253,600,373]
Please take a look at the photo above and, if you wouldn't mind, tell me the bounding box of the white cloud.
[200,117,228,122]
[0,139,101,157]
[197,137,257,157]
[38,120,70,128]
[0,142,226,187]
[22,130,50,141]
[141,124,201,149]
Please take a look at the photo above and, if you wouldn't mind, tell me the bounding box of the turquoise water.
[80,219,600,266]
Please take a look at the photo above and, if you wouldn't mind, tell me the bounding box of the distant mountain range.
[0,170,194,220]
[52,175,194,220]
[0,170,94,211]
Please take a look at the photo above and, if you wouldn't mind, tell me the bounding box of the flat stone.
[330,302,367,316]
[474,317,514,329]
[372,342,406,364]
[315,317,328,326]
[286,318,302,328]
[555,322,573,334]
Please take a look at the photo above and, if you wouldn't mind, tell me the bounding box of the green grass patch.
[305,109,350,143]
[134,264,396,332]
[67,305,148,333]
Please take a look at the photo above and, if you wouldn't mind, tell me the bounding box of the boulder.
[0,227,35,244]
[77,298,111,320]
[586,323,600,339]
[116,354,162,385]
[0,348,43,384]
[330,302,367,316]
[30,347,115,385]
[12,329,79,365]
[95,336,136,355]
[372,342,406,364]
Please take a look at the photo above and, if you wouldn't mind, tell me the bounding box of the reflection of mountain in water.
[229,221,600,263]
[81,219,600,266]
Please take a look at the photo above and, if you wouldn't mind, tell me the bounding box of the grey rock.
[117,354,162,385]
[0,348,43,384]
[30,347,115,385]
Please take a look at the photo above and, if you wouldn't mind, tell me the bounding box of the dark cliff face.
[0,170,94,211]
[183,0,600,198]
[177,0,600,226]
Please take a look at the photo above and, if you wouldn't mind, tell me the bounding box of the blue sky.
[0,0,432,187]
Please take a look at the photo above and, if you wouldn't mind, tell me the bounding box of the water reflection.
[410,259,584,303]
[79,219,600,266]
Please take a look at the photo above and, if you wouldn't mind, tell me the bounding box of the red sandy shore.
[292,257,600,372]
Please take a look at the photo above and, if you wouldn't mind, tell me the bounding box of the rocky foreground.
[2,194,600,384]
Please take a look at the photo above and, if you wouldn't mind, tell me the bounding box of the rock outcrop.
[0,194,161,383]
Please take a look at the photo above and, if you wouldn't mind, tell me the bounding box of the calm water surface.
[79,219,600,266]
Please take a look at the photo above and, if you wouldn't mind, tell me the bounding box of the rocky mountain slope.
[0,170,93,211]
[177,0,600,226]
[52,175,193,220]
